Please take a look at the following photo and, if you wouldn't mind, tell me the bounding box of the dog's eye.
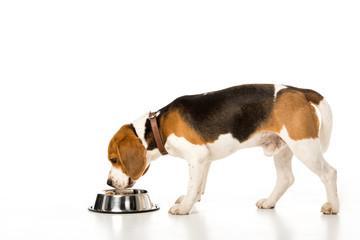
[110,158,117,164]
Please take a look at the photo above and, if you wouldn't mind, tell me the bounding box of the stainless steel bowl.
[88,189,159,214]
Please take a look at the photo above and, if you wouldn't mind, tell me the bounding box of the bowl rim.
[101,188,148,196]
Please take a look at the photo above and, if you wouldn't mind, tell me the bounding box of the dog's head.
[107,124,149,189]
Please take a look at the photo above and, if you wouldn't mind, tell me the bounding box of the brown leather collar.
[148,112,168,155]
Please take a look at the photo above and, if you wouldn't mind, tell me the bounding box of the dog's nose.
[107,179,113,187]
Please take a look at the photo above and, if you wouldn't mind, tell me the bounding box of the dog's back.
[159,84,326,146]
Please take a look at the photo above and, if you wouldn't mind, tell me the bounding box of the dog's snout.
[107,179,113,187]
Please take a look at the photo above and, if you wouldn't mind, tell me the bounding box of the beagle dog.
[107,84,339,215]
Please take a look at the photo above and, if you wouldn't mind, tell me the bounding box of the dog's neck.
[132,112,165,161]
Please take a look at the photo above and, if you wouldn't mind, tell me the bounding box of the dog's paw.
[321,202,338,215]
[256,198,275,209]
[175,195,201,204]
[168,204,191,215]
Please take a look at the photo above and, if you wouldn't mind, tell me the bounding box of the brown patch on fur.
[108,124,147,180]
[258,89,320,140]
[161,109,206,145]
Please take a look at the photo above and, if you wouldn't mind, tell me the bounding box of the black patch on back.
[144,84,276,150]
[169,84,275,142]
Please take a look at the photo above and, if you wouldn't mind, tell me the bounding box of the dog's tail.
[302,90,333,153]
[316,98,333,153]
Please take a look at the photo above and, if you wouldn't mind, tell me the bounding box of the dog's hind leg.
[285,137,339,214]
[257,145,294,209]
[200,161,211,195]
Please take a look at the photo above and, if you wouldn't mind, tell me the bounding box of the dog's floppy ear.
[117,125,147,180]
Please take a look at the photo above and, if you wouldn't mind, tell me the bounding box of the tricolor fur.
[107,84,338,215]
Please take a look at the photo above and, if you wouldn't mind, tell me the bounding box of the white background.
[1,1,360,239]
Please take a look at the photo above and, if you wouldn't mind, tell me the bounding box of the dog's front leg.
[175,161,211,204]
[169,160,207,215]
